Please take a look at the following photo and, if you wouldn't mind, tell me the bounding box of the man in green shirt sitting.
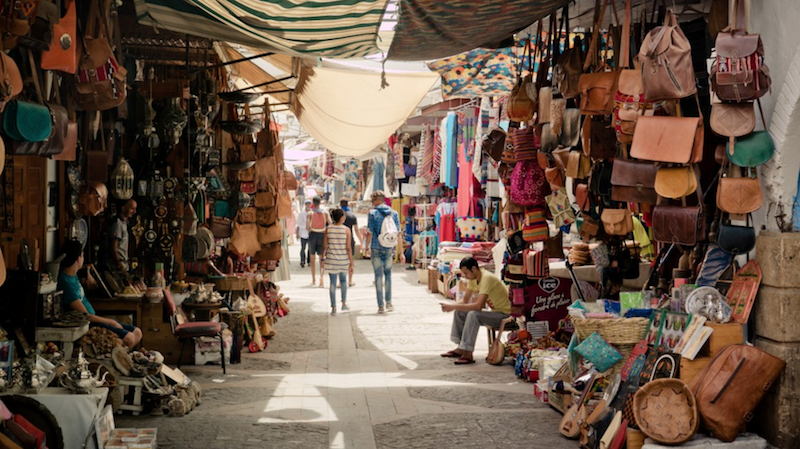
[440,257,510,365]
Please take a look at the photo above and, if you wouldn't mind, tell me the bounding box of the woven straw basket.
[633,378,699,445]
[572,317,650,375]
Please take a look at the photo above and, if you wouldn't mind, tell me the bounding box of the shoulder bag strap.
[584,0,611,71]
[619,0,632,69]
[732,0,747,32]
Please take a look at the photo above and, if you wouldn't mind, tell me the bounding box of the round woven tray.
[633,378,699,445]
[572,317,650,345]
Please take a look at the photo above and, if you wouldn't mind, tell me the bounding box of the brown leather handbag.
[567,151,591,179]
[582,115,618,159]
[0,51,22,111]
[482,128,506,162]
[710,102,755,138]
[257,207,277,227]
[238,207,257,224]
[717,170,763,214]
[41,0,77,73]
[601,208,634,236]
[654,165,697,199]
[652,177,705,246]
[614,0,652,144]
[578,0,620,116]
[710,0,771,102]
[255,241,283,261]
[230,220,260,257]
[276,188,293,219]
[554,6,583,99]
[258,222,283,244]
[689,345,785,442]
[630,115,704,164]
[508,74,535,123]
[254,190,276,209]
[611,159,658,204]
[545,166,565,190]
[575,183,592,212]
[75,0,127,111]
[639,10,696,101]
[78,182,108,217]
[210,217,232,238]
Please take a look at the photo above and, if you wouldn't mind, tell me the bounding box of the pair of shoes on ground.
[377,303,394,314]
[441,350,475,365]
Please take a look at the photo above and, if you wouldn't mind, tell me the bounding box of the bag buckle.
[743,411,753,422]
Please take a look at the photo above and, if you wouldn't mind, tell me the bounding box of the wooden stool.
[118,376,145,415]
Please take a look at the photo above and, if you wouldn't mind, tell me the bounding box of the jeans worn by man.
[441,257,510,364]
[366,190,400,314]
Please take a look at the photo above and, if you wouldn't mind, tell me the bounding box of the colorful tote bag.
[522,206,548,243]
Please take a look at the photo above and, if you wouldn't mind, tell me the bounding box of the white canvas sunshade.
[292,66,438,157]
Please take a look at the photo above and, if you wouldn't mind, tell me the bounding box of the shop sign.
[526,277,572,333]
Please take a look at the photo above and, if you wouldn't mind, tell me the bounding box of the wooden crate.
[680,322,744,383]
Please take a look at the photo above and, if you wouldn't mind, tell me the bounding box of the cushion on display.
[574,331,624,372]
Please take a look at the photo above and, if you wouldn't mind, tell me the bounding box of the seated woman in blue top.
[57,240,142,349]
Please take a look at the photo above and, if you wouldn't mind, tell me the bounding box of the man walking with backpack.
[366,190,400,314]
[307,196,331,288]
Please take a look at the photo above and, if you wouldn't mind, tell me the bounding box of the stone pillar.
[752,232,800,448]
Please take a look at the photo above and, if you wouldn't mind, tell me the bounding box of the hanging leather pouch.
[601,208,634,236]
[655,165,697,199]
[726,131,774,167]
[611,159,658,204]
[631,115,704,163]
[4,100,52,142]
[717,171,763,214]
[717,217,756,255]
[710,102,755,137]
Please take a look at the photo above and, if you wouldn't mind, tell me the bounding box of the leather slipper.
[454,357,475,365]
[440,350,460,358]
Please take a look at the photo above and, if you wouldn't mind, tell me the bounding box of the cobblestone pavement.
[117,240,574,449]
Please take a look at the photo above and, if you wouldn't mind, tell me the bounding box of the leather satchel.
[582,114,618,159]
[655,165,697,199]
[554,6,583,99]
[575,183,592,213]
[255,241,283,261]
[0,52,22,111]
[652,205,703,246]
[611,159,658,204]
[12,103,68,156]
[717,219,756,255]
[41,0,78,73]
[258,222,283,245]
[726,131,774,167]
[255,191,276,209]
[710,0,771,102]
[230,221,260,256]
[545,166,565,190]
[508,75,535,122]
[710,103,755,138]
[579,70,620,116]
[639,10,697,100]
[601,208,634,236]
[257,207,277,227]
[482,128,506,162]
[567,151,591,179]
[486,319,509,365]
[717,173,763,214]
[3,100,52,143]
[210,217,232,238]
[689,345,785,442]
[630,115,704,164]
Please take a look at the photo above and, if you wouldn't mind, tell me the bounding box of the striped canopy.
[135,0,389,58]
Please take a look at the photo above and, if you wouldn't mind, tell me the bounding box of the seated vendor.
[440,257,510,365]
[58,240,142,349]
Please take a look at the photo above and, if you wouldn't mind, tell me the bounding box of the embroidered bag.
[522,206,548,243]
[510,159,547,207]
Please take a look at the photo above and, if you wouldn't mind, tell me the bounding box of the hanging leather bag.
[725,103,774,167]
[614,0,654,144]
[710,102,755,138]
[639,10,697,100]
[554,7,583,99]
[611,159,658,204]
[566,150,591,179]
[508,74,535,123]
[0,49,22,112]
[0,0,38,49]
[652,173,705,246]
[482,128,506,162]
[630,114,704,163]
[579,0,620,116]
[717,215,756,255]
[689,345,785,442]
[230,211,260,256]
[601,208,634,236]
[582,114,618,159]
[41,0,78,73]
[654,164,698,199]
[717,167,763,214]
[258,222,283,245]
[710,0,770,102]
[75,0,128,111]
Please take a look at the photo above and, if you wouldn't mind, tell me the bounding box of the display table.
[91,297,143,327]
[549,261,652,290]
[35,323,89,357]
[181,302,221,321]
[1,387,109,449]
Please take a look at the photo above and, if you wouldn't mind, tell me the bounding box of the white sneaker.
[377,307,385,314]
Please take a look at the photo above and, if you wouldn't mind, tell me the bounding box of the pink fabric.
[439,213,456,242]
[457,142,473,217]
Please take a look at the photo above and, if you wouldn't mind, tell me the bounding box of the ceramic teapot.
[60,350,108,394]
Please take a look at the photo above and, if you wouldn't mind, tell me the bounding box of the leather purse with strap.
[582,114,618,159]
[611,159,658,204]
[725,101,774,167]
[652,170,705,246]
[630,96,704,164]
[601,207,634,236]
[717,166,763,214]
[710,102,754,138]
[614,0,654,144]
[554,6,583,99]
[579,0,620,116]
[717,214,756,255]
[41,0,78,73]
[75,0,127,111]
[654,164,697,199]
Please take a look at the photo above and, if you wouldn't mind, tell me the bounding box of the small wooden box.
[680,322,744,383]
[548,390,574,414]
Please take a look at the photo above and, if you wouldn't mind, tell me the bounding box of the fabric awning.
[293,66,438,157]
[136,0,390,58]
[388,0,570,61]
[218,44,294,105]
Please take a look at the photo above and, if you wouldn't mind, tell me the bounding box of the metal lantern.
[110,158,134,200]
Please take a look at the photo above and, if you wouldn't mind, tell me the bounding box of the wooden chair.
[163,289,226,374]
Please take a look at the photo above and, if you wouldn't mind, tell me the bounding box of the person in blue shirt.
[403,206,420,271]
[366,190,400,314]
[57,240,142,349]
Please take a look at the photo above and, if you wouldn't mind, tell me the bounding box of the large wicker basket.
[633,378,699,445]
[572,317,649,375]
[572,317,650,345]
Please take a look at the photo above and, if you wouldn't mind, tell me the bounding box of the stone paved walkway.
[117,242,574,448]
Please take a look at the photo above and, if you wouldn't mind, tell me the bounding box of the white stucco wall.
[749,1,800,231]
